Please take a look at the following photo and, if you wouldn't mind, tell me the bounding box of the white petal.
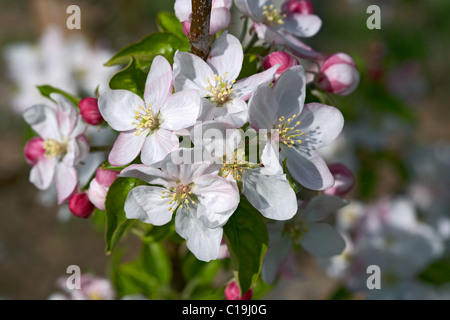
[160,90,200,131]
[108,130,147,166]
[209,7,231,35]
[144,55,173,113]
[300,223,346,258]
[29,157,57,190]
[234,0,268,21]
[140,129,180,165]
[273,65,306,119]
[87,178,107,211]
[175,206,223,261]
[124,186,173,225]
[23,104,60,140]
[282,14,322,38]
[282,32,323,59]
[120,164,177,187]
[206,32,243,82]
[51,93,79,138]
[233,65,278,101]
[296,103,344,150]
[98,89,144,131]
[196,203,235,229]
[243,168,298,220]
[192,174,240,213]
[174,0,192,22]
[302,195,349,223]
[284,147,334,191]
[173,51,215,95]
[248,83,278,130]
[55,162,77,204]
[63,134,90,167]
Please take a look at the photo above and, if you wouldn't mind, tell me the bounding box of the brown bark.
[188,0,212,60]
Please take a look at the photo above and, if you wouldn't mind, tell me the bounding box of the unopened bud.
[263,51,299,80]
[282,0,315,15]
[88,168,119,211]
[224,281,253,300]
[69,192,95,218]
[324,163,355,197]
[24,137,45,166]
[316,53,360,96]
[79,97,103,126]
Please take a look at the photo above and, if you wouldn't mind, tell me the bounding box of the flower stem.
[244,33,259,54]
[189,0,213,60]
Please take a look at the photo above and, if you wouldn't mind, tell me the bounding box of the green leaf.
[418,258,450,286]
[109,57,147,98]
[156,12,187,41]
[36,85,80,106]
[105,32,190,67]
[223,198,269,295]
[283,158,302,193]
[141,242,172,285]
[105,177,147,254]
[237,53,260,80]
[139,221,175,243]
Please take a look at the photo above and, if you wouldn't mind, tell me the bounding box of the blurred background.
[0,0,449,299]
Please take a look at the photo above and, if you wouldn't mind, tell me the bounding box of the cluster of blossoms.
[19,0,363,299]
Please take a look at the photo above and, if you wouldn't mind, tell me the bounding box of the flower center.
[285,220,310,241]
[43,138,67,158]
[161,182,197,212]
[206,73,235,105]
[132,104,160,136]
[220,150,249,180]
[275,114,306,148]
[262,4,286,26]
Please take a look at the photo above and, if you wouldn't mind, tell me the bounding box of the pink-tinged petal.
[282,14,322,38]
[206,32,243,82]
[144,55,173,113]
[242,168,298,220]
[140,129,179,165]
[263,51,299,77]
[125,186,173,225]
[248,83,278,130]
[120,163,177,187]
[29,157,57,190]
[234,0,269,21]
[182,21,190,37]
[225,281,253,300]
[174,0,192,21]
[98,90,145,132]
[69,192,95,218]
[23,104,61,140]
[55,162,78,204]
[273,65,306,119]
[51,93,79,138]
[173,51,215,95]
[192,174,240,213]
[160,90,200,131]
[296,103,344,150]
[175,206,223,262]
[323,163,355,197]
[209,7,231,35]
[233,65,278,101]
[282,32,323,59]
[95,169,119,187]
[108,130,147,166]
[214,0,232,9]
[300,223,345,258]
[24,137,45,166]
[63,134,90,167]
[321,52,357,72]
[87,178,108,211]
[284,148,334,191]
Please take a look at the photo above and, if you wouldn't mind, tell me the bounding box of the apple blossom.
[225,280,253,300]
[263,51,299,80]
[121,148,240,262]
[87,167,119,211]
[98,55,201,166]
[235,0,323,59]
[23,93,90,204]
[175,0,232,36]
[69,192,95,218]
[316,52,360,96]
[173,32,279,127]
[282,0,315,15]
[24,137,46,166]
[324,163,355,197]
[248,65,344,191]
[79,97,103,125]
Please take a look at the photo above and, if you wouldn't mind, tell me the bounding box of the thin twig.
[188,0,213,60]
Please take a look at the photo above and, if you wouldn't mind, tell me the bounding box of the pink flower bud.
[224,281,253,300]
[263,51,299,79]
[79,97,103,126]
[88,168,119,211]
[324,163,355,197]
[282,0,315,15]
[317,53,360,96]
[24,137,45,166]
[69,192,95,219]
